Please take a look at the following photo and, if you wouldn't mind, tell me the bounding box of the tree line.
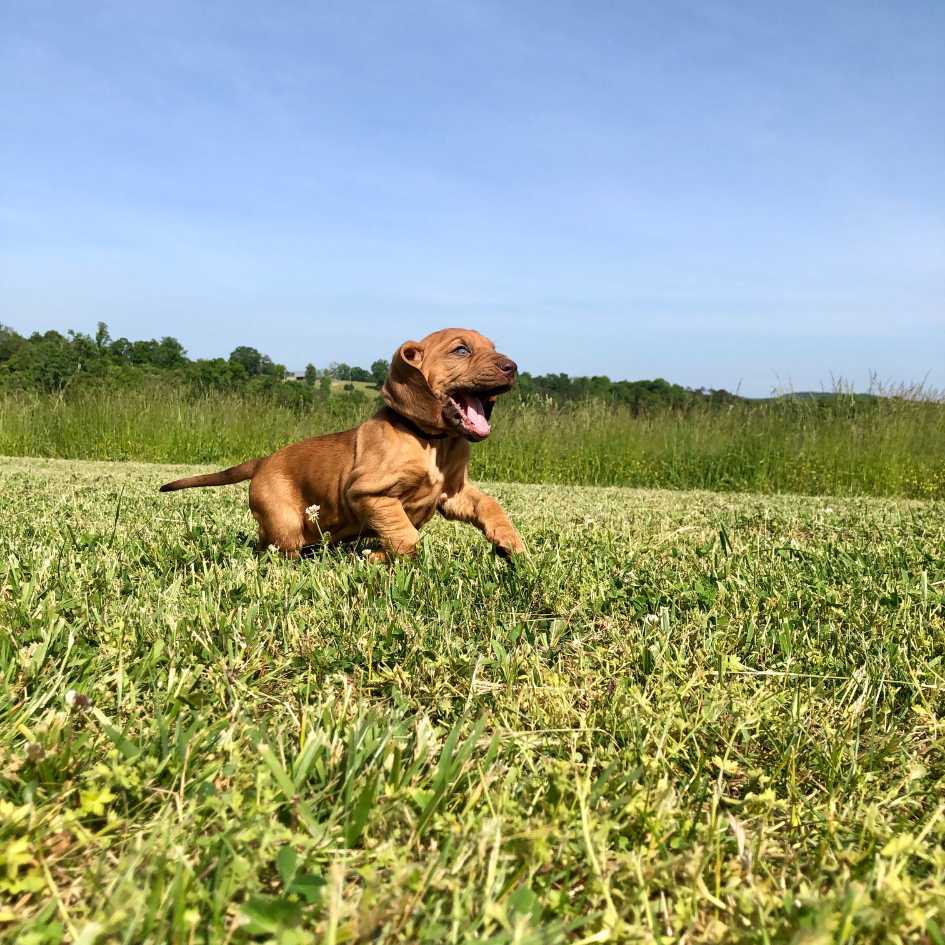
[0,322,740,410]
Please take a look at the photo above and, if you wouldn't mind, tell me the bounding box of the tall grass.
[479,393,945,498]
[0,386,371,464]
[1,385,943,497]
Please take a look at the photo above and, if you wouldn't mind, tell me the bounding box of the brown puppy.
[159,328,525,560]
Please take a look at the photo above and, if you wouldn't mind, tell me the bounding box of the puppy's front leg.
[439,485,525,556]
[352,495,420,559]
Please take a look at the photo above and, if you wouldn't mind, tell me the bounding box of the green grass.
[2,456,944,943]
[1,386,944,498]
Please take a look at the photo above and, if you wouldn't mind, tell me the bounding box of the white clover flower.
[65,690,90,710]
[305,504,321,524]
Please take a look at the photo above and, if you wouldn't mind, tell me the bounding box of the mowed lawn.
[2,458,944,944]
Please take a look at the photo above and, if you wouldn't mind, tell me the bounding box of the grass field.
[1,386,944,499]
[2,456,944,943]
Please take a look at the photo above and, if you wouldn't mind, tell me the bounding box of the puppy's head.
[381,328,517,440]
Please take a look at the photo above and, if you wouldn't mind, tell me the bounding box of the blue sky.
[2,1,942,394]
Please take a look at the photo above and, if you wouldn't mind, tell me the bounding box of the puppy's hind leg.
[252,505,306,558]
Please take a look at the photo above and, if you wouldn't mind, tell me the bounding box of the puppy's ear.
[381,341,445,434]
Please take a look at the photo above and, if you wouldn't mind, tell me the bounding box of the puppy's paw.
[365,541,418,564]
[491,526,526,558]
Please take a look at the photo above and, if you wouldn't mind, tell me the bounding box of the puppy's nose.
[499,359,518,377]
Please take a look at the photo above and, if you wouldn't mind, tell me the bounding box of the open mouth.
[444,386,508,440]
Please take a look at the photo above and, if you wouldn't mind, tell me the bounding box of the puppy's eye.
[452,344,471,356]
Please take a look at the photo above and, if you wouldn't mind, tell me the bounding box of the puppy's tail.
[159,458,261,493]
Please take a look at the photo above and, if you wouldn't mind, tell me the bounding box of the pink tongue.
[456,393,490,436]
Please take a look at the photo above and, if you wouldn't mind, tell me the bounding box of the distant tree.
[95,321,111,350]
[153,336,187,368]
[319,375,332,398]
[265,357,287,378]
[186,357,244,389]
[2,330,84,391]
[229,346,265,376]
[66,329,100,365]
[327,362,374,383]
[0,324,25,364]
[303,363,318,385]
[225,345,282,378]
[108,337,132,362]
[370,358,388,387]
[112,336,185,369]
[124,340,151,365]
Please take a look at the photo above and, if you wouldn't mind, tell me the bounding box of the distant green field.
[2,457,944,943]
[1,385,944,499]
[326,380,376,394]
